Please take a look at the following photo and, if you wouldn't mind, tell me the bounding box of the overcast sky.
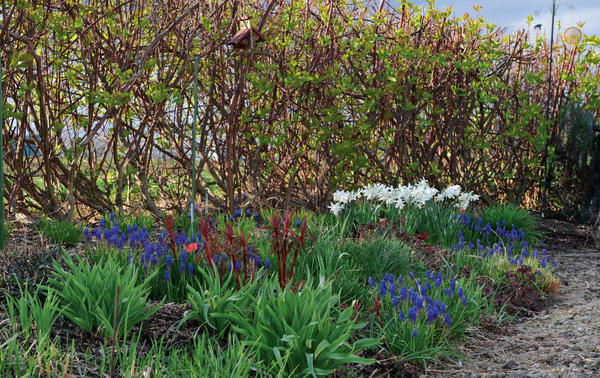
[410,1,600,38]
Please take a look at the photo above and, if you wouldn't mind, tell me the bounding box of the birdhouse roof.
[226,26,266,48]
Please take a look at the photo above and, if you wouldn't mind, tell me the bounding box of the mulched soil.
[0,216,598,377]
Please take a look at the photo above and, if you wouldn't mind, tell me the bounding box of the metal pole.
[0,60,4,249]
[541,0,556,218]
[190,56,199,237]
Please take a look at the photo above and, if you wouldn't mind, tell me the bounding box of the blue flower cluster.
[230,208,260,221]
[369,270,468,328]
[84,213,202,252]
[162,252,195,282]
[457,213,494,238]
[455,215,532,251]
[85,213,272,283]
[230,194,260,222]
[452,218,557,272]
[83,214,142,249]
[84,214,201,281]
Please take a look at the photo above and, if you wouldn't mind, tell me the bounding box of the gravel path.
[428,219,600,377]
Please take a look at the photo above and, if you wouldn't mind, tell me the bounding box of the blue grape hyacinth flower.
[380,280,387,298]
[444,313,452,326]
[408,306,418,323]
[399,286,408,301]
[368,276,375,289]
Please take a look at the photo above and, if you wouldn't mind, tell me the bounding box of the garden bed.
[0,182,571,377]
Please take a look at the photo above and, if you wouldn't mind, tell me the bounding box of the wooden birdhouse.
[226,26,266,49]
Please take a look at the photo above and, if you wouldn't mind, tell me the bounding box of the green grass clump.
[326,237,420,304]
[481,204,542,243]
[226,277,378,377]
[343,237,424,284]
[47,254,161,339]
[181,266,260,337]
[5,283,60,348]
[339,199,467,247]
[395,202,463,247]
[91,332,256,377]
[38,218,84,247]
[163,334,257,377]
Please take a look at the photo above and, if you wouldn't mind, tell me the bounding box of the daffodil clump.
[328,180,480,215]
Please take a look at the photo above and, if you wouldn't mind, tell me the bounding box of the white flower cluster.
[435,185,461,202]
[328,179,480,215]
[455,192,480,211]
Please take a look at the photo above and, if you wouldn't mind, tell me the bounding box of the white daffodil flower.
[436,184,462,201]
[328,202,344,216]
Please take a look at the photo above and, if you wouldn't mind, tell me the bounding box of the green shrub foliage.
[3,0,599,215]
